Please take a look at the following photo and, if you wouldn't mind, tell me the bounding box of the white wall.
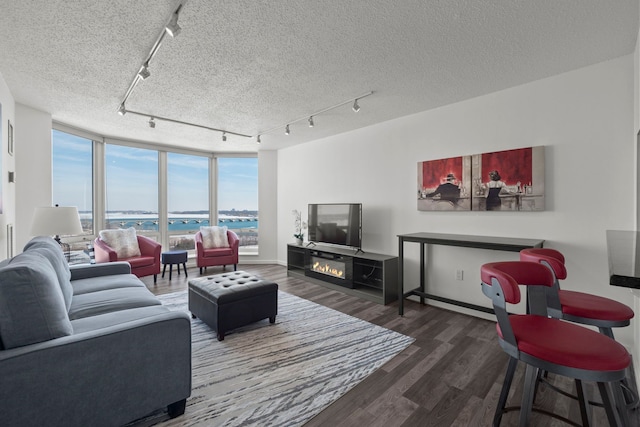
[15,104,52,251]
[0,72,15,259]
[278,55,637,347]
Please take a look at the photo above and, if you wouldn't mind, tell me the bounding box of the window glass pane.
[217,157,258,250]
[105,145,158,233]
[52,129,93,236]
[168,152,209,251]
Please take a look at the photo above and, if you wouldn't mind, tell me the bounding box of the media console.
[287,243,398,305]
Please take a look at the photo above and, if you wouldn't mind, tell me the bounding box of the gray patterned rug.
[144,290,414,427]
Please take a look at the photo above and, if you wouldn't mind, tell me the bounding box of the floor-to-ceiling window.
[104,144,159,238]
[52,129,94,250]
[52,126,259,254]
[217,157,259,252]
[167,152,209,251]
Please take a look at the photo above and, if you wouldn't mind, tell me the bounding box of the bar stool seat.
[507,315,630,372]
[559,290,634,325]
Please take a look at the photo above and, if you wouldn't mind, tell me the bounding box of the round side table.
[161,250,188,280]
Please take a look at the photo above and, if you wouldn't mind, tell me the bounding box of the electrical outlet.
[455,269,464,281]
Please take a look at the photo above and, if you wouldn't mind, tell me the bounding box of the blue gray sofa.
[0,236,192,427]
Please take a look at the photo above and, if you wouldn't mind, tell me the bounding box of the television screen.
[308,203,362,248]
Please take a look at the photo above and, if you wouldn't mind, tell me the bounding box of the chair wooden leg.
[519,365,538,426]
[153,274,157,283]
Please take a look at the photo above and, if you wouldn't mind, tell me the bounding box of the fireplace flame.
[312,261,344,278]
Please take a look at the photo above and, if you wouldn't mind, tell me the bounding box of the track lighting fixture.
[148,117,156,128]
[254,91,372,141]
[125,109,252,139]
[222,132,227,142]
[165,11,182,37]
[117,3,184,120]
[257,135,261,144]
[138,62,150,80]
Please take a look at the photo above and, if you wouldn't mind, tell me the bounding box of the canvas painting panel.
[418,156,471,211]
[470,146,545,211]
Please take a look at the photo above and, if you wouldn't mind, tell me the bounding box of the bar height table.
[397,232,544,315]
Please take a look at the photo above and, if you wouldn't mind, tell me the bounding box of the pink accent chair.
[195,230,239,274]
[93,235,162,283]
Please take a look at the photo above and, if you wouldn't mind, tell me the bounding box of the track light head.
[257,135,261,144]
[148,117,155,128]
[308,116,314,128]
[138,63,150,80]
[222,132,227,142]
[118,103,126,116]
[285,124,290,135]
[352,99,360,113]
[166,13,181,37]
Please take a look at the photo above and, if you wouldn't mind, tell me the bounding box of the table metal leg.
[398,236,404,316]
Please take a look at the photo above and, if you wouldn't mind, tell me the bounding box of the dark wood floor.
[141,264,639,426]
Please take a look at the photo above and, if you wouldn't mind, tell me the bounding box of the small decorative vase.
[295,238,303,246]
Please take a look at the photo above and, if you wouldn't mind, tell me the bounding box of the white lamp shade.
[30,206,84,237]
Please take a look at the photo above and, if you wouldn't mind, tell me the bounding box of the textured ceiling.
[0,0,637,153]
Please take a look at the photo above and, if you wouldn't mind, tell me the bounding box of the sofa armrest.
[70,261,132,280]
[0,310,192,427]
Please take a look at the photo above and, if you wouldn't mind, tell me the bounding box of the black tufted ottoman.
[188,271,278,341]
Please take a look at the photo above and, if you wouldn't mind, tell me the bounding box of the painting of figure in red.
[418,156,471,211]
[471,146,545,211]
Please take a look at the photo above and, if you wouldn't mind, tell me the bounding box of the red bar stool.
[520,248,637,407]
[481,261,630,426]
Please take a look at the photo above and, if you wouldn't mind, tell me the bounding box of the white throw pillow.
[200,226,229,249]
[99,227,141,258]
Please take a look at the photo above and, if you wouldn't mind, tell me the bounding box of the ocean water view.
[79,212,258,232]
[75,212,259,252]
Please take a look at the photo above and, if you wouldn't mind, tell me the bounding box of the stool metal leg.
[183,263,188,277]
[494,357,518,426]
[519,365,538,426]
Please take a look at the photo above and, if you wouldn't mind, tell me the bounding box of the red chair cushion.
[202,247,234,258]
[501,315,630,371]
[560,290,635,322]
[124,255,156,269]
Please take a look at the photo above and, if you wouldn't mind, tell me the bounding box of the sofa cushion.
[68,287,161,320]
[70,305,171,335]
[200,226,229,249]
[99,227,141,258]
[24,236,73,311]
[0,251,73,349]
[71,273,146,296]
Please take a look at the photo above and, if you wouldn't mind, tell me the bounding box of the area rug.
[149,290,414,427]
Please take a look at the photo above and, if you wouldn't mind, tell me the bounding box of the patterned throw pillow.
[200,226,230,249]
[99,227,142,258]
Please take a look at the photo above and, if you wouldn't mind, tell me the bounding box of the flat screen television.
[308,203,362,249]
